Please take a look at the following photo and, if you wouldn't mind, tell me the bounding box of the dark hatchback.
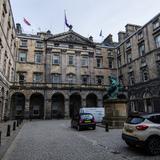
[71,113,96,131]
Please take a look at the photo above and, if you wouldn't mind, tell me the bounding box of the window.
[52,55,60,64]
[127,51,132,63]
[153,20,160,30]
[3,2,7,14]
[82,46,87,50]
[67,73,76,83]
[148,115,160,124]
[20,39,27,47]
[68,55,74,65]
[35,52,42,64]
[138,43,145,56]
[141,70,149,82]
[128,72,135,85]
[52,74,61,83]
[69,44,74,49]
[155,35,160,48]
[1,11,5,26]
[96,58,102,68]
[81,56,88,66]
[96,76,104,85]
[19,52,27,62]
[117,56,121,68]
[33,73,42,82]
[81,75,88,84]
[36,41,43,48]
[126,40,131,48]
[138,31,143,40]
[18,72,26,83]
[108,58,113,68]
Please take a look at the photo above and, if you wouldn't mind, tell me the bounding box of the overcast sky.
[10,0,160,42]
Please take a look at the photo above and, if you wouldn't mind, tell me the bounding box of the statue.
[107,76,124,99]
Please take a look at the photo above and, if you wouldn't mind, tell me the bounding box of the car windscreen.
[126,116,145,124]
[80,114,93,120]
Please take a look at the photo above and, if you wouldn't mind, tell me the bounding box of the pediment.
[47,30,94,46]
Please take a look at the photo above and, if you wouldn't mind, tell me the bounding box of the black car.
[71,113,96,131]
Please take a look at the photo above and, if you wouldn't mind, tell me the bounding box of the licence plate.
[84,120,91,123]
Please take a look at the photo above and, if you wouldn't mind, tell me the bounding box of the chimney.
[103,34,113,45]
[89,36,93,41]
[16,23,22,34]
[125,24,141,37]
[118,31,126,43]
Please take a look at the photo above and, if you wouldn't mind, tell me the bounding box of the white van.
[79,107,104,123]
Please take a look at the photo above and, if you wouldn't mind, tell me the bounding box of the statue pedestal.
[103,99,127,128]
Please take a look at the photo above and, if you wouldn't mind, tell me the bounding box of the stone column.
[98,99,103,107]
[24,99,30,119]
[82,99,86,107]
[45,99,51,119]
[65,99,69,118]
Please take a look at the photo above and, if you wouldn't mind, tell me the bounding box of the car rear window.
[126,117,145,124]
[80,114,93,120]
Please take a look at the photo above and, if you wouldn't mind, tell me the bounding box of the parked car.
[122,112,160,155]
[71,113,96,131]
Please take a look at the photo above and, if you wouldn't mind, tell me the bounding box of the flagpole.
[64,10,66,32]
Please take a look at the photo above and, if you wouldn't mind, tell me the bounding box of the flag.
[64,11,70,28]
[99,30,102,37]
[23,18,31,26]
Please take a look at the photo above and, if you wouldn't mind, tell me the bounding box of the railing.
[11,82,108,90]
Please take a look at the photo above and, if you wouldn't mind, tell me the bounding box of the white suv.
[122,113,160,155]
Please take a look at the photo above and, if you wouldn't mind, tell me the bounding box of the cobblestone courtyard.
[2,120,160,160]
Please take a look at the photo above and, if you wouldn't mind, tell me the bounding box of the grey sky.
[11,0,160,42]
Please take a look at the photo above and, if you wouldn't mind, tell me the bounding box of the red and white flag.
[23,18,31,26]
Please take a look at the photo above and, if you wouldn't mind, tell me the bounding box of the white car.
[122,113,160,155]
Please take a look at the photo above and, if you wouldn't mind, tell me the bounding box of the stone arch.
[29,93,44,119]
[69,93,82,118]
[10,92,25,119]
[51,92,65,119]
[86,93,97,107]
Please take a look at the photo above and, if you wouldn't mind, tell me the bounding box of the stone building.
[0,0,16,121]
[10,26,117,119]
[117,13,160,114]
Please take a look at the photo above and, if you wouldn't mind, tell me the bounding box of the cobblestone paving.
[2,120,160,160]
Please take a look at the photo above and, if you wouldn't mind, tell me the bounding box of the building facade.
[10,27,117,119]
[0,0,16,121]
[117,13,160,114]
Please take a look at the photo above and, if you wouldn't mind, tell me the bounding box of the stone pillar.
[65,99,69,118]
[45,99,51,119]
[98,99,103,107]
[82,99,86,107]
[24,99,30,119]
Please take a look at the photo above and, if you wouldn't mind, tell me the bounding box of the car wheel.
[77,125,81,131]
[146,137,160,155]
[125,141,136,148]
[93,126,96,130]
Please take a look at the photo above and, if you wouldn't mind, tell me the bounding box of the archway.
[86,93,97,107]
[51,93,65,119]
[143,91,152,113]
[69,93,81,118]
[30,93,44,119]
[10,92,25,119]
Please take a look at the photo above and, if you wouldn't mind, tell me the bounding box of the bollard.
[6,125,11,137]
[105,122,109,132]
[13,121,16,131]
[0,131,1,145]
